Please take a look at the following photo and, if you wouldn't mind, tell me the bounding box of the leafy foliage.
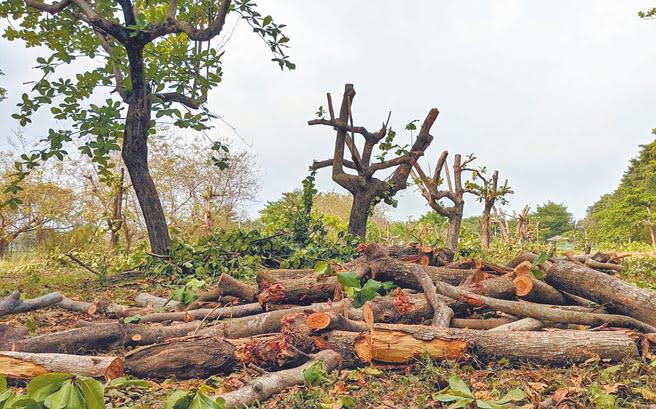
[336,271,395,308]
[587,139,656,245]
[21,373,104,409]
[533,201,573,241]
[147,172,358,282]
[432,375,526,408]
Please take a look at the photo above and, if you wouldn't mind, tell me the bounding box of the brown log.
[370,258,473,287]
[0,291,63,317]
[189,274,258,307]
[469,274,567,305]
[534,255,656,327]
[0,324,28,344]
[87,297,152,318]
[134,293,181,310]
[125,337,239,379]
[2,321,202,353]
[214,350,342,409]
[138,303,262,323]
[256,269,314,290]
[0,291,20,316]
[513,275,534,296]
[488,318,544,332]
[258,275,339,305]
[0,351,124,380]
[432,278,656,333]
[297,324,638,366]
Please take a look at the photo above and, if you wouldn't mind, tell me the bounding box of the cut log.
[258,275,339,305]
[256,269,314,290]
[468,274,567,305]
[0,351,124,380]
[187,274,258,309]
[125,337,239,379]
[291,324,638,366]
[488,318,544,332]
[370,258,473,287]
[544,259,656,327]
[1,321,204,353]
[213,350,342,409]
[138,303,262,323]
[0,291,63,317]
[134,293,181,310]
[431,279,656,333]
[0,291,20,316]
[0,324,28,344]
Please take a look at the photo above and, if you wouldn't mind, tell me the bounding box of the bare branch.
[310,158,357,171]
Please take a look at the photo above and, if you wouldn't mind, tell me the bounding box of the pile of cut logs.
[1,244,655,408]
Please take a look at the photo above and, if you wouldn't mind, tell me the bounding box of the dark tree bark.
[309,84,438,238]
[466,169,512,249]
[121,46,171,254]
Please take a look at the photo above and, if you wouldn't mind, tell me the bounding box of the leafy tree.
[587,139,656,245]
[0,0,294,253]
[0,155,75,258]
[533,201,572,241]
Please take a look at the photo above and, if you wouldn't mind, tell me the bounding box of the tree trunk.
[480,204,492,249]
[446,209,463,252]
[0,352,124,380]
[122,46,170,254]
[545,259,656,327]
[348,189,375,238]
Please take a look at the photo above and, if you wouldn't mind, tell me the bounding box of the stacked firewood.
[1,244,655,408]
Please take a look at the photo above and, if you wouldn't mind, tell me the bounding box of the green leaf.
[589,382,616,409]
[165,391,193,409]
[302,361,325,386]
[107,376,149,389]
[361,279,382,299]
[44,380,83,409]
[494,388,526,404]
[123,315,142,324]
[27,373,71,402]
[531,268,545,280]
[447,375,474,398]
[533,252,548,266]
[0,389,13,406]
[433,393,466,403]
[188,392,222,409]
[0,376,6,392]
[76,377,104,409]
[3,395,41,409]
[314,261,333,277]
[337,271,361,289]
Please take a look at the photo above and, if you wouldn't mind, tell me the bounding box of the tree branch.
[149,0,231,41]
[24,0,72,14]
[154,92,207,109]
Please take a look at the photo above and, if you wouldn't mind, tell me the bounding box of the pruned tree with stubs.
[1,0,293,254]
[466,169,513,249]
[309,83,438,238]
[413,151,475,252]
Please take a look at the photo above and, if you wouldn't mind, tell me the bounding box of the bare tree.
[309,83,437,238]
[466,169,512,249]
[413,151,475,252]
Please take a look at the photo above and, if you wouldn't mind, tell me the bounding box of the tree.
[1,0,293,253]
[0,157,74,258]
[466,169,512,249]
[587,140,656,245]
[413,151,475,252]
[533,201,573,241]
[309,83,437,238]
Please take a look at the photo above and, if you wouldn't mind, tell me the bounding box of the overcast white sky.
[1,1,656,221]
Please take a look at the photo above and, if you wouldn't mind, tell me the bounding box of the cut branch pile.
[1,244,654,407]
